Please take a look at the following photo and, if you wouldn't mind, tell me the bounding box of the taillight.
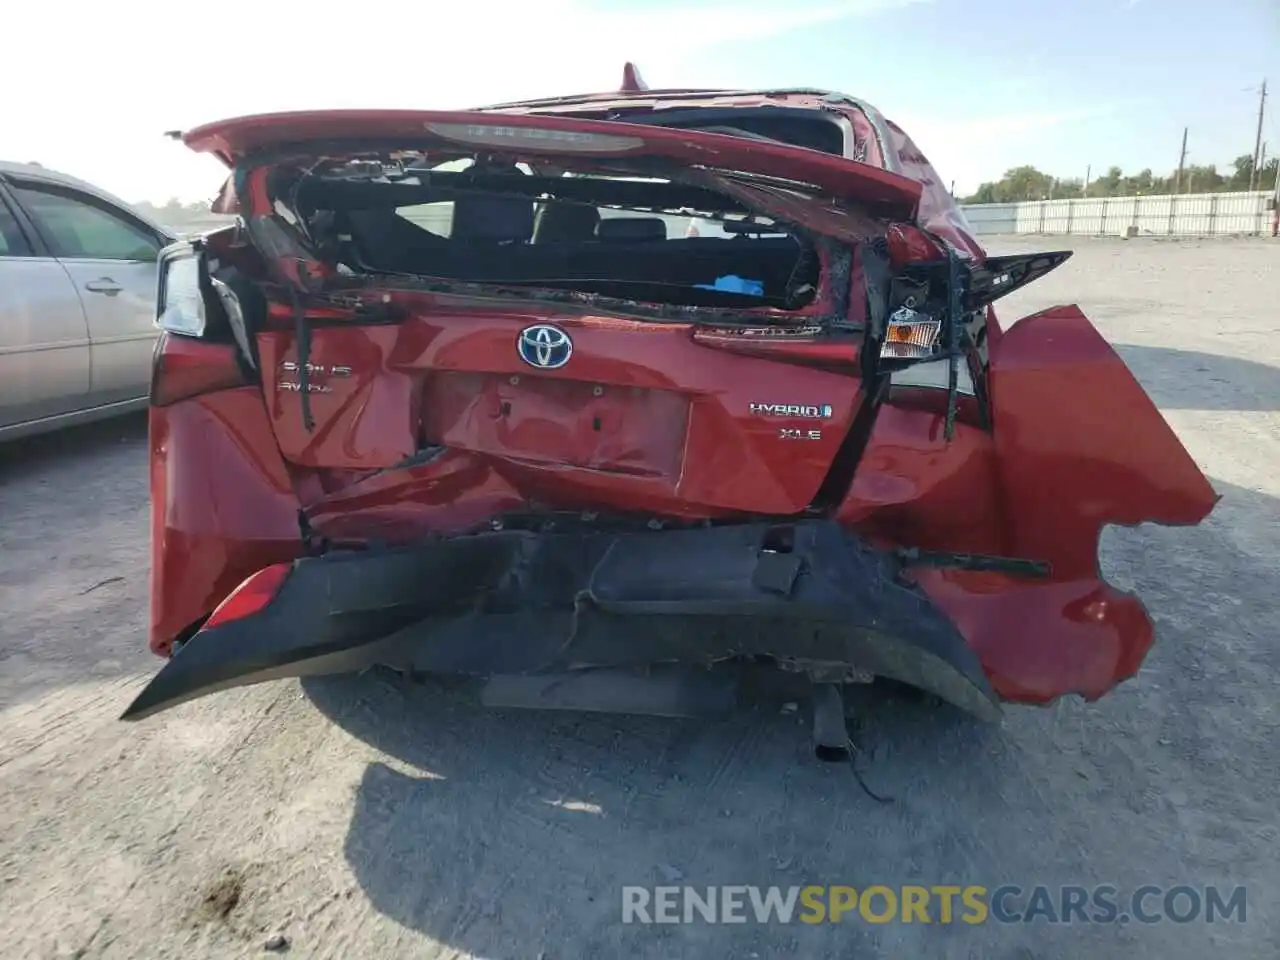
[885,223,945,266]
[156,241,208,336]
[870,224,949,365]
[880,309,942,361]
[204,563,292,630]
[150,333,249,407]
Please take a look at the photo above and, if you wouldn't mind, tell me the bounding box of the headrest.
[533,202,601,243]
[451,193,535,243]
[451,164,534,243]
[595,217,668,242]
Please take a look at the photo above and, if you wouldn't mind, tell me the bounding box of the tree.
[1131,168,1156,194]
[966,181,999,204]
[1051,178,1086,199]
[1003,165,1054,201]
[1183,164,1225,193]
[1225,153,1276,191]
[1263,157,1280,191]
[962,156,1277,204]
[1087,166,1124,197]
[963,165,1054,203]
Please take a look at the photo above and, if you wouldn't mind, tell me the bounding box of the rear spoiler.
[178,108,923,220]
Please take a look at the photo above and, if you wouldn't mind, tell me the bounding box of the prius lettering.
[281,362,352,376]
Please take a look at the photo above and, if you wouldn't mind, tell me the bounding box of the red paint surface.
[884,223,946,267]
[690,329,861,370]
[619,62,649,93]
[260,306,866,517]
[837,403,1004,556]
[882,118,985,261]
[842,306,1217,703]
[150,335,248,407]
[148,385,303,655]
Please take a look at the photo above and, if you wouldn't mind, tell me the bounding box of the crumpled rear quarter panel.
[845,305,1217,703]
[149,388,304,655]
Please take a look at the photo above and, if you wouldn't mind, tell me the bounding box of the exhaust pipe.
[811,683,849,762]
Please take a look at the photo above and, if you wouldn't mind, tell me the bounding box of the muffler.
[811,682,849,762]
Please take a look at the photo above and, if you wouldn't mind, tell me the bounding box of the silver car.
[0,161,174,440]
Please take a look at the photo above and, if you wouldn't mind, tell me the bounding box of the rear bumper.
[121,520,1001,722]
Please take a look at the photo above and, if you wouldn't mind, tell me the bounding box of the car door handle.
[84,278,122,296]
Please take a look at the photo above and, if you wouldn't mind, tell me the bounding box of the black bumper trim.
[122,521,1000,722]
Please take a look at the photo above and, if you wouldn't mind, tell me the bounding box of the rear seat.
[595,217,668,242]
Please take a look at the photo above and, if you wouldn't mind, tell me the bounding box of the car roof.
[480,86,883,119]
[476,83,899,175]
[0,160,171,237]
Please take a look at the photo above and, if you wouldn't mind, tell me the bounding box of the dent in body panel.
[421,372,689,480]
[987,305,1218,576]
[149,388,303,655]
[837,402,1005,557]
[267,308,867,517]
[840,305,1217,704]
[258,327,418,469]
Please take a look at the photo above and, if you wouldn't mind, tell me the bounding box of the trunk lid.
[183,109,923,220]
[179,110,959,538]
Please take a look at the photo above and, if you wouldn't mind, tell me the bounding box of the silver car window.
[0,195,33,256]
[10,183,158,261]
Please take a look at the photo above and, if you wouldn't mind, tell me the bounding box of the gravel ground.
[0,235,1276,960]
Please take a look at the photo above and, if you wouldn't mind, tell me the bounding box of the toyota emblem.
[517,324,573,369]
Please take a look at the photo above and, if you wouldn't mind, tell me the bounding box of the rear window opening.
[607,107,848,158]
[269,155,823,312]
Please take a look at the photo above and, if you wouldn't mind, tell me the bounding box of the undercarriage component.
[478,667,738,719]
[811,682,849,762]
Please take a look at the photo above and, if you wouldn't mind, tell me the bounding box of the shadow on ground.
[302,478,1277,960]
[0,412,148,482]
[307,675,1005,958]
[1112,345,1279,411]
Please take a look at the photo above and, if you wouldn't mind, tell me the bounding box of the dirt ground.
[1,236,1276,959]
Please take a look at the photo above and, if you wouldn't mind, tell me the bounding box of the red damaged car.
[123,66,1217,752]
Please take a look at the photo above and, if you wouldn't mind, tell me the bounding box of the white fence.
[959,191,1275,237]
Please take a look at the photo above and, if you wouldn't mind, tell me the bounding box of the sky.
[3,0,1276,204]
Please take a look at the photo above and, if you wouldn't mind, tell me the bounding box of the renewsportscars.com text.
[621,885,1247,926]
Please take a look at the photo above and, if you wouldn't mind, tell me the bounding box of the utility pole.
[1084,164,1091,194]
[1174,127,1188,194]
[1248,79,1266,192]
